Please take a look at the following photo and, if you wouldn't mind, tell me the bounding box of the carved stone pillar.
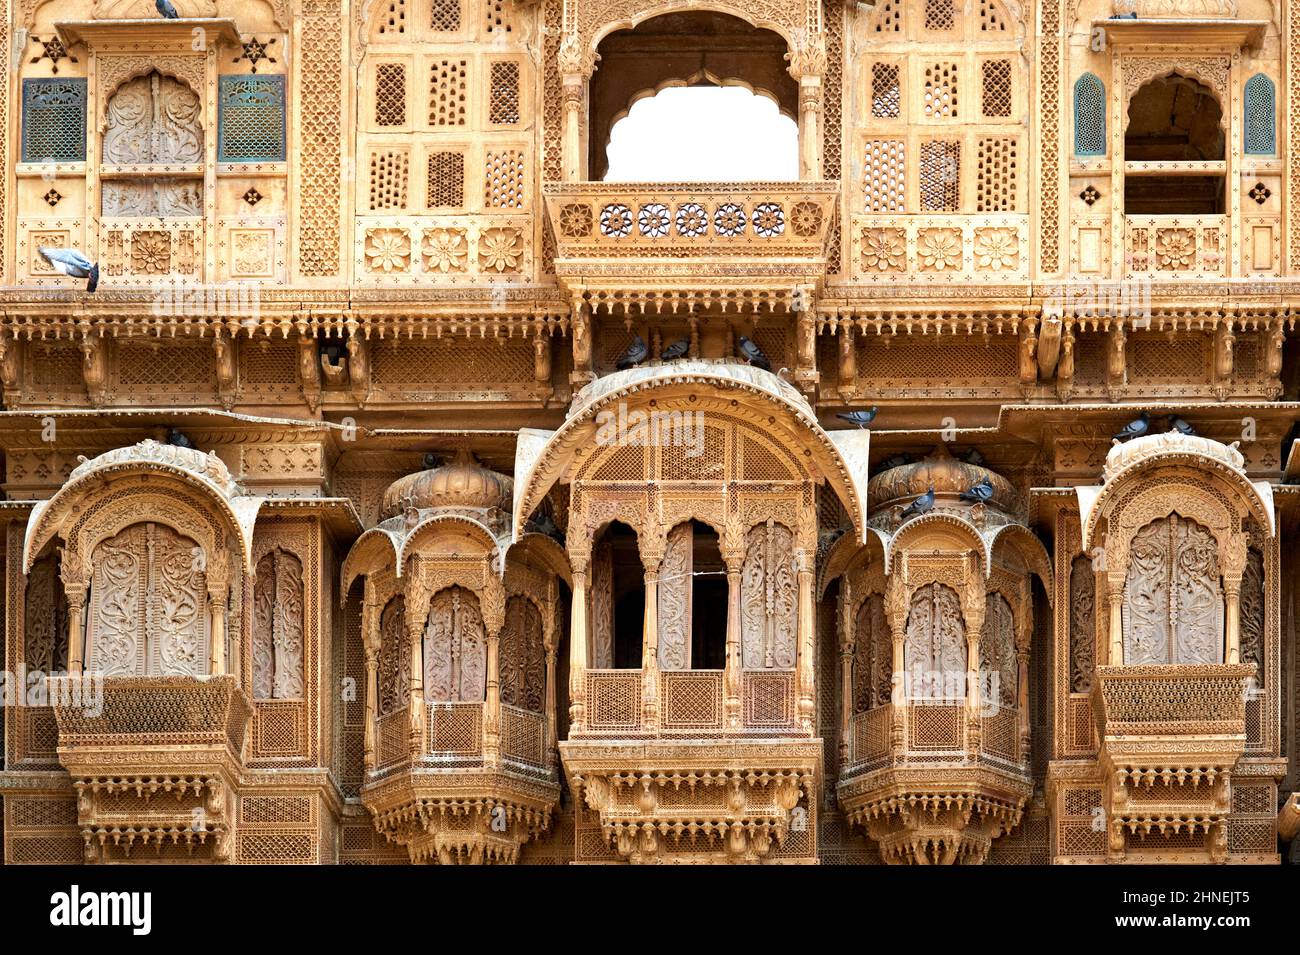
[64,583,87,673]
[347,333,371,406]
[885,577,907,756]
[208,583,228,676]
[484,626,502,765]
[642,555,662,732]
[363,645,378,773]
[1056,324,1075,402]
[568,557,589,731]
[963,607,985,758]
[1221,533,1248,666]
[1016,649,1031,761]
[1107,574,1125,665]
[533,328,553,393]
[557,31,594,182]
[788,31,826,180]
[796,550,815,730]
[570,294,593,385]
[837,579,855,766]
[81,334,109,407]
[213,333,236,411]
[1018,318,1038,396]
[406,608,427,756]
[837,324,856,400]
[723,549,744,729]
[543,580,558,765]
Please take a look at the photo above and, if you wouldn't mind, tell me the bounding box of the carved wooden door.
[423,586,487,702]
[740,521,797,669]
[981,593,1018,707]
[377,596,409,716]
[1240,548,1264,684]
[86,522,208,677]
[590,540,614,668]
[252,548,305,699]
[903,583,966,699]
[1123,514,1223,665]
[24,554,68,673]
[657,523,693,670]
[500,595,545,712]
[853,593,891,712]
[102,72,204,216]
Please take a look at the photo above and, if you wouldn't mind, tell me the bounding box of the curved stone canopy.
[512,359,871,543]
[1077,430,1275,551]
[869,445,1016,514]
[380,448,514,521]
[24,438,263,575]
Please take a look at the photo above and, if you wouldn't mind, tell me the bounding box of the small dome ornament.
[379,448,514,523]
[868,444,1016,517]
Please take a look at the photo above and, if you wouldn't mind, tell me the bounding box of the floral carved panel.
[657,523,692,670]
[423,586,486,702]
[1122,514,1223,665]
[252,548,305,700]
[501,595,546,712]
[1068,555,1095,693]
[1240,548,1264,686]
[852,592,890,712]
[102,73,204,217]
[377,595,409,716]
[23,554,68,673]
[981,592,1018,707]
[591,540,613,669]
[740,521,797,669]
[903,582,966,698]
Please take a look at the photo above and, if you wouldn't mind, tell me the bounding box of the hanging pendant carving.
[87,522,208,677]
[501,595,546,712]
[377,596,409,716]
[903,583,966,699]
[252,548,305,699]
[657,523,692,670]
[1123,514,1223,665]
[740,520,797,669]
[424,586,487,702]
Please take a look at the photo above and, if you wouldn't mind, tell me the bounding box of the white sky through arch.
[603,86,799,182]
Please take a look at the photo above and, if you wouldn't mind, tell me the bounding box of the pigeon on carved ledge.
[38,247,98,292]
[1169,416,1197,436]
[738,336,771,371]
[1113,411,1150,443]
[167,428,194,449]
[959,475,994,504]
[156,0,180,18]
[899,486,935,520]
[837,407,878,428]
[659,338,690,361]
[615,335,648,370]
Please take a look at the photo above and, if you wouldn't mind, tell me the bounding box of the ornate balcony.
[837,701,1032,865]
[49,675,251,863]
[1093,663,1253,862]
[362,699,559,865]
[542,181,839,302]
[1124,214,1228,279]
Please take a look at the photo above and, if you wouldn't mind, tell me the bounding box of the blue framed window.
[1073,73,1105,157]
[1244,73,1275,155]
[21,78,87,163]
[218,74,286,163]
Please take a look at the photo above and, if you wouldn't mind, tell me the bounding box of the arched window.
[1244,73,1276,155]
[590,521,642,669]
[1122,514,1223,665]
[500,595,546,712]
[1073,73,1105,157]
[377,596,409,716]
[903,583,966,699]
[660,521,727,670]
[423,585,486,701]
[1124,73,1224,215]
[252,547,305,699]
[85,522,209,677]
[101,72,203,216]
[853,593,891,712]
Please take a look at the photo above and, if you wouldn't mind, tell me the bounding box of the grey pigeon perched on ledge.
[615,335,648,370]
[738,336,771,371]
[959,475,994,504]
[1113,411,1150,443]
[1169,416,1197,436]
[156,0,180,18]
[900,487,935,520]
[660,338,690,361]
[837,408,878,428]
[38,247,98,292]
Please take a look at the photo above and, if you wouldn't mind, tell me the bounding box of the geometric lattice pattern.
[375,63,407,127]
[1074,73,1105,157]
[429,59,468,126]
[369,149,410,210]
[923,62,959,118]
[1244,73,1276,155]
[920,139,960,212]
[864,140,906,212]
[426,151,465,208]
[218,75,287,162]
[485,149,525,207]
[21,78,87,163]
[430,0,461,31]
[982,59,1012,118]
[489,61,520,125]
[872,63,901,118]
[977,136,1017,212]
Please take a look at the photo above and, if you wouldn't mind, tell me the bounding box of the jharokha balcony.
[542,181,839,305]
[49,675,252,863]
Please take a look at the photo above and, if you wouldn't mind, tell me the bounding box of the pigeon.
[961,448,986,467]
[38,247,99,293]
[156,0,179,18]
[899,487,935,520]
[837,407,878,428]
[738,336,771,371]
[421,452,440,469]
[615,335,649,370]
[1169,416,1197,436]
[1113,411,1151,443]
[166,428,194,449]
[526,510,563,542]
[660,338,690,361]
[959,476,994,504]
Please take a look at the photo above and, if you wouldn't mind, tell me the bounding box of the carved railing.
[375,707,410,770]
[660,670,724,732]
[543,181,839,284]
[354,215,533,284]
[582,667,800,737]
[49,674,250,753]
[584,670,643,734]
[1093,664,1252,739]
[850,214,1030,282]
[99,216,206,284]
[500,703,547,770]
[424,701,483,761]
[1124,215,1228,279]
[844,701,1025,770]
